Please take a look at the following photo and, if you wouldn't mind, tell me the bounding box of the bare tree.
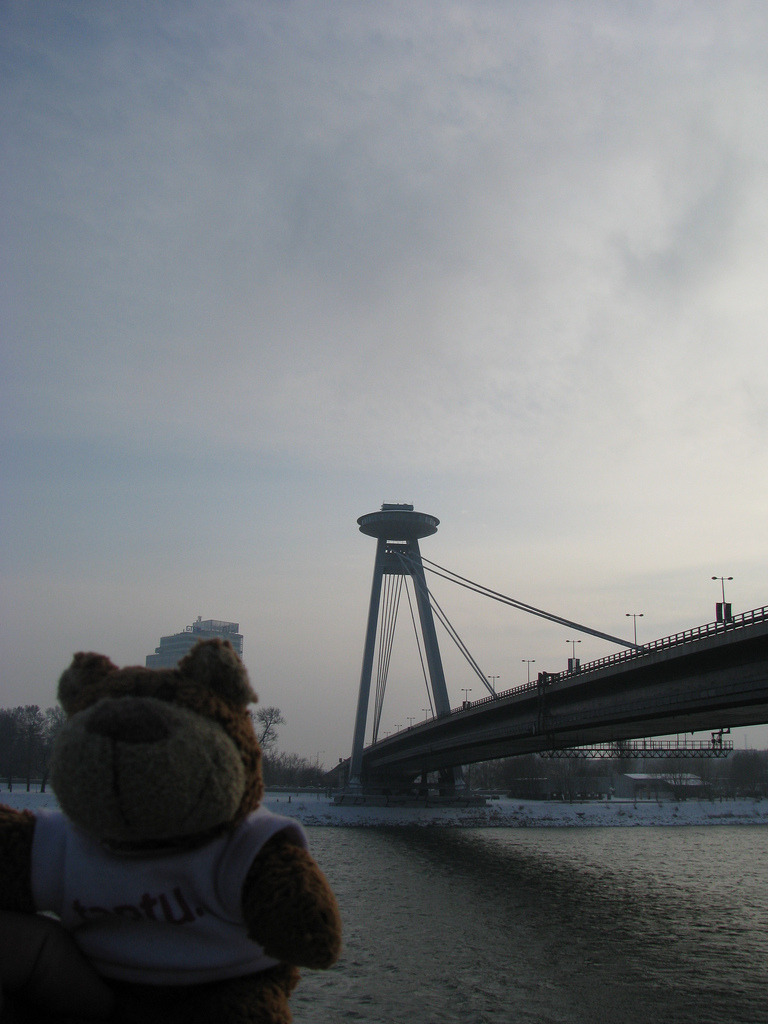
[15,706,44,791]
[40,706,67,792]
[0,706,61,791]
[0,710,19,791]
[262,751,326,788]
[252,706,285,751]
[729,750,768,798]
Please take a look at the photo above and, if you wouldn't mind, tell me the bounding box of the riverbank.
[269,792,768,827]
[5,789,767,827]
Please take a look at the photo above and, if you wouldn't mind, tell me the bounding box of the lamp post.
[625,612,644,646]
[566,639,581,664]
[712,576,733,604]
[422,708,430,721]
[487,675,499,693]
[565,639,581,673]
[522,659,535,684]
[407,716,415,728]
[711,576,733,623]
[461,688,472,704]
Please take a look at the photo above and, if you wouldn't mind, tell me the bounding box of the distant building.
[613,772,707,801]
[145,617,243,668]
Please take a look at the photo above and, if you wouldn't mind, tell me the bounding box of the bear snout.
[86,699,172,744]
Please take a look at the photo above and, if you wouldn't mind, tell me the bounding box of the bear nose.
[87,700,171,744]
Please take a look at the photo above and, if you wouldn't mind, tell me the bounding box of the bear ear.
[58,652,119,715]
[178,639,257,707]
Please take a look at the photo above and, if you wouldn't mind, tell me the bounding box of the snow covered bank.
[0,790,60,813]
[4,789,767,828]
[266,793,768,827]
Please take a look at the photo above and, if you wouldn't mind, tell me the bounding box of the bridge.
[338,505,768,799]
[357,607,768,789]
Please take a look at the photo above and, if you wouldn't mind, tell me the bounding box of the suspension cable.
[393,550,495,698]
[373,574,397,739]
[381,575,402,705]
[426,588,496,696]
[404,579,435,716]
[416,555,641,650]
[370,548,639,733]
[372,573,402,741]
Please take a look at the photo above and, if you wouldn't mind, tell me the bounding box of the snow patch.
[4,790,768,828]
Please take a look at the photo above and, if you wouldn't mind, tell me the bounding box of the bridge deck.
[360,608,768,781]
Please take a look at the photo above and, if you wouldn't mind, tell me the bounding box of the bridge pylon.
[347,503,461,795]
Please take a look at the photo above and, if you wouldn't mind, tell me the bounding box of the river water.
[292,826,768,1024]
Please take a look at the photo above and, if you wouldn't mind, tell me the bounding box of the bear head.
[50,639,262,852]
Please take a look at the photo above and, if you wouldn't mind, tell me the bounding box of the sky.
[3,1,768,766]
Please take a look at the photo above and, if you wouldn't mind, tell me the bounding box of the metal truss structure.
[540,734,733,760]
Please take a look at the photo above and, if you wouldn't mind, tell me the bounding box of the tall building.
[145,617,243,668]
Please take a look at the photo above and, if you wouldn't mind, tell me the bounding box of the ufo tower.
[347,503,455,792]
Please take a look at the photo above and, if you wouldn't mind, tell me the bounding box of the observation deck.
[357,503,439,541]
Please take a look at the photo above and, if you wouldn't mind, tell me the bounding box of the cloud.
[5,2,768,471]
[2,1,768,754]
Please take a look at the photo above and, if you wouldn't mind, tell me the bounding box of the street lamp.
[487,675,499,693]
[711,576,734,623]
[566,639,581,660]
[625,612,644,646]
[461,688,472,704]
[407,716,415,728]
[422,708,431,721]
[522,659,535,684]
[566,639,581,673]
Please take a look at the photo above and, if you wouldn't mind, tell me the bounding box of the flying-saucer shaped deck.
[357,503,439,541]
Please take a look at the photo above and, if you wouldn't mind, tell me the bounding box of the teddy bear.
[0,638,342,1023]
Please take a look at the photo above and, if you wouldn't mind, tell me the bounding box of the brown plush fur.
[244,833,342,969]
[56,641,265,830]
[0,807,35,914]
[106,964,300,1024]
[0,640,342,1023]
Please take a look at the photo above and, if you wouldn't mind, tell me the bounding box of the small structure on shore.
[613,772,708,801]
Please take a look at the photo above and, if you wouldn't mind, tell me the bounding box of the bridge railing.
[572,604,768,678]
[447,604,768,717]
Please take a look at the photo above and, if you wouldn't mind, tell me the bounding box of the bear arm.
[241,831,342,969]
[0,807,36,913]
